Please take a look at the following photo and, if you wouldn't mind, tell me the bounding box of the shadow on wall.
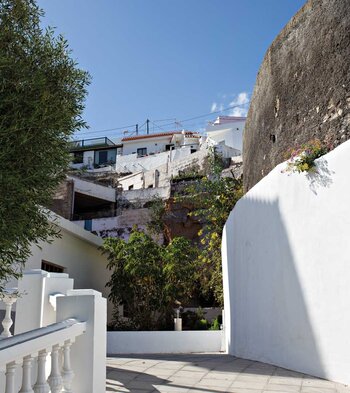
[223,197,324,379]
[305,158,334,195]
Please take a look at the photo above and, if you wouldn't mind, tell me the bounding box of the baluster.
[48,345,63,393]
[19,355,34,393]
[33,350,50,393]
[62,340,74,393]
[5,362,16,393]
[0,293,18,338]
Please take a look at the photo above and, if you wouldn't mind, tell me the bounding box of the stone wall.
[49,179,74,219]
[243,0,350,191]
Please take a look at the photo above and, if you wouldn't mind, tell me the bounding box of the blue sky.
[37,0,306,140]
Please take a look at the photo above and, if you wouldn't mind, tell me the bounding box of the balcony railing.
[69,137,115,150]
[0,319,86,393]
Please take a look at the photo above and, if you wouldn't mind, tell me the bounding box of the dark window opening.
[137,148,147,157]
[41,260,65,273]
[128,185,134,190]
[84,219,92,231]
[72,151,83,164]
[166,144,174,151]
[148,184,153,188]
[191,149,196,154]
[270,134,276,143]
[94,149,117,166]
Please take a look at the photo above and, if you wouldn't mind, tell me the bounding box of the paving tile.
[269,376,303,386]
[301,387,336,393]
[302,379,336,389]
[106,355,350,393]
[230,380,267,390]
[197,377,232,388]
[228,388,264,393]
[264,383,301,392]
[235,375,270,383]
[153,384,190,393]
[205,371,239,380]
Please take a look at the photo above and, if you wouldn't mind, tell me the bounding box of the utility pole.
[146,119,150,135]
[136,124,138,135]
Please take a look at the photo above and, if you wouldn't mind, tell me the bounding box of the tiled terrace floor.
[106,354,350,393]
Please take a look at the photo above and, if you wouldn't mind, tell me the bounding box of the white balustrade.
[61,340,74,393]
[33,350,49,393]
[19,355,34,393]
[5,362,16,393]
[48,345,63,393]
[0,319,86,393]
[0,288,19,339]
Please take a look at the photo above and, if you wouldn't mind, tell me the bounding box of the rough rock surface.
[243,0,350,191]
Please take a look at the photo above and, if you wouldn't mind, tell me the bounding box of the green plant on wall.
[284,139,331,173]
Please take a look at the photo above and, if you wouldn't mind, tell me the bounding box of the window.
[97,150,108,164]
[41,260,65,273]
[148,184,153,188]
[128,185,134,190]
[166,144,174,151]
[137,147,147,157]
[94,149,117,165]
[72,151,83,164]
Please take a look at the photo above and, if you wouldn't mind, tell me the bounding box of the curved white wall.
[222,140,350,385]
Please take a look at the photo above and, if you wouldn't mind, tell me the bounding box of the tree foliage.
[0,0,90,289]
[103,229,198,330]
[175,149,244,306]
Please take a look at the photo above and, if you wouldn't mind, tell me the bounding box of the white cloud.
[210,102,224,113]
[211,102,218,112]
[229,106,249,117]
[210,91,250,117]
[230,92,249,106]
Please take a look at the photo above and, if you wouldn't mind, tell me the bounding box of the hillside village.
[1,0,350,393]
[50,115,244,243]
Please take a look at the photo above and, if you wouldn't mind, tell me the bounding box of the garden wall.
[107,330,223,354]
[222,139,350,385]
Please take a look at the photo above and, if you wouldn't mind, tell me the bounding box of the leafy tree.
[0,0,90,290]
[175,149,244,306]
[103,229,198,330]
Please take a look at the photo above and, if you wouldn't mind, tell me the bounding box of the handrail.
[0,318,86,368]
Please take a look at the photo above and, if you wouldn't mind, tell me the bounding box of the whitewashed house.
[69,137,122,170]
[206,116,246,157]
[121,130,200,156]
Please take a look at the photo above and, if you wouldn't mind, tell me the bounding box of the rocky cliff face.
[243,0,350,191]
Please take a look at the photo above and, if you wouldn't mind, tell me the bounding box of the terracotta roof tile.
[121,131,199,142]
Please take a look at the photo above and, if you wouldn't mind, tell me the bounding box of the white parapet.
[57,289,106,393]
[107,330,223,354]
[15,269,74,334]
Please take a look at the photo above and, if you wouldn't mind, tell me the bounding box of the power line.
[74,123,137,136]
[74,101,248,137]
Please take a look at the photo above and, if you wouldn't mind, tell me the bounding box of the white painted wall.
[15,270,74,334]
[122,135,174,156]
[222,139,350,385]
[107,330,223,354]
[83,150,95,168]
[22,216,113,322]
[206,120,245,152]
[74,208,151,232]
[169,149,208,177]
[120,186,170,204]
[69,176,116,202]
[115,147,195,174]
